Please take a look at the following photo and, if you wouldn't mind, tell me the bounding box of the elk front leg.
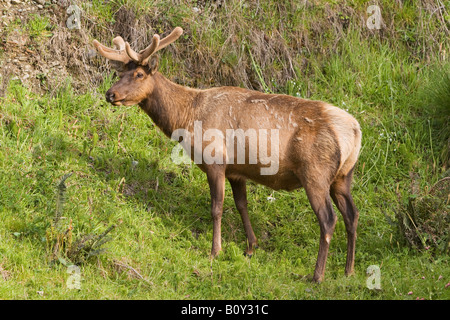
[228,178,258,256]
[206,166,226,257]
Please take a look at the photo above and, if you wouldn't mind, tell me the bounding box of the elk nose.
[105,90,116,103]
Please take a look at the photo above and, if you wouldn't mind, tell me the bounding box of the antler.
[93,36,131,64]
[155,27,184,52]
[94,27,183,66]
[125,34,160,65]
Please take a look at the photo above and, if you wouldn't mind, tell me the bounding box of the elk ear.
[148,56,159,75]
[110,60,126,72]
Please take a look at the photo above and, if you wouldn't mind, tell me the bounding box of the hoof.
[210,248,222,259]
[243,244,258,258]
[345,269,355,277]
[312,275,323,283]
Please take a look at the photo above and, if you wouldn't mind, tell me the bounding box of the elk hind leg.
[302,180,337,283]
[330,168,359,276]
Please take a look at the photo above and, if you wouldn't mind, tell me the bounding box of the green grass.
[0,0,449,300]
[26,14,53,40]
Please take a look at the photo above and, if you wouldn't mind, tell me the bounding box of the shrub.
[46,173,116,265]
[396,176,449,254]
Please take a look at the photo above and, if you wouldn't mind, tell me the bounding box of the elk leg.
[330,169,359,276]
[228,178,258,256]
[303,182,337,283]
[206,167,226,257]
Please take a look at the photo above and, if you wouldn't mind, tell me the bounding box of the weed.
[396,176,449,254]
[45,173,115,265]
[26,14,53,40]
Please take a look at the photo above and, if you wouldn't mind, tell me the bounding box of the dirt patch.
[0,0,106,96]
[0,258,11,281]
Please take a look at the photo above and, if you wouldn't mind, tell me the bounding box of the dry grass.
[0,259,11,281]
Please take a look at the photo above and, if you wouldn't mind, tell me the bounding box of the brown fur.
[95,30,362,282]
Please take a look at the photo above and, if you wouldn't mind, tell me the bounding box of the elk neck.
[138,72,201,138]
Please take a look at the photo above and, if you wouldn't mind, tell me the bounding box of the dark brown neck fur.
[138,72,200,137]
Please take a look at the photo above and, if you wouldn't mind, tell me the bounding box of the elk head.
[93,27,183,106]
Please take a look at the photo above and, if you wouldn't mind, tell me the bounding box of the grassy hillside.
[0,0,449,300]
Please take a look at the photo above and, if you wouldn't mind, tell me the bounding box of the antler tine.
[156,27,183,52]
[125,42,140,63]
[128,27,183,66]
[126,34,161,65]
[139,34,161,65]
[93,37,131,64]
[112,36,126,51]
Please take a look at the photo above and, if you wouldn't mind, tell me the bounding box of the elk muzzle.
[105,89,122,105]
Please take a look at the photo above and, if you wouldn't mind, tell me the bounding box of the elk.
[93,27,362,283]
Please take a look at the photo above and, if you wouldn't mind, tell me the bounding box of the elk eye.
[136,72,144,78]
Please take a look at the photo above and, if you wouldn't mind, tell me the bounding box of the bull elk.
[93,27,362,282]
